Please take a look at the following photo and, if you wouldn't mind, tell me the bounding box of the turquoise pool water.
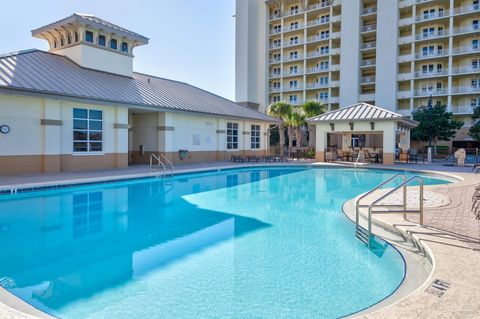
[0,167,449,318]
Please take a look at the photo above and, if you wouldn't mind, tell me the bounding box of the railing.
[284,39,305,47]
[416,11,448,22]
[307,18,330,27]
[159,153,174,176]
[415,29,449,40]
[453,25,479,35]
[414,88,449,96]
[283,54,304,62]
[454,4,480,15]
[355,174,425,248]
[307,34,330,43]
[361,24,377,33]
[360,76,376,84]
[360,59,376,67]
[452,45,480,55]
[414,69,448,78]
[451,105,475,114]
[414,50,448,59]
[451,66,479,75]
[269,57,281,64]
[451,86,480,94]
[362,7,377,15]
[306,50,329,58]
[270,42,282,49]
[150,154,166,176]
[283,70,303,77]
[361,41,376,50]
[306,67,329,74]
[305,82,329,89]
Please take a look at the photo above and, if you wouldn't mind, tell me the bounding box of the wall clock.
[0,125,10,134]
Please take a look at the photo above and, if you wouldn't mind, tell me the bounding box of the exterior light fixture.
[349,122,354,131]
[370,122,375,130]
[330,123,335,131]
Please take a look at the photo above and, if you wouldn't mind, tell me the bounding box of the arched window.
[53,40,57,48]
[121,42,128,53]
[67,34,71,44]
[60,37,64,46]
[74,32,79,42]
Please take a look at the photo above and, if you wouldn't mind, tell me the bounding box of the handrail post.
[403,175,407,219]
[419,179,424,225]
[368,206,372,249]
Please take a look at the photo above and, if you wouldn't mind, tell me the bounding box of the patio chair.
[363,150,377,163]
[408,148,419,163]
[336,149,349,161]
[473,163,480,174]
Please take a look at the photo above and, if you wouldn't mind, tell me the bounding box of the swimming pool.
[0,167,449,318]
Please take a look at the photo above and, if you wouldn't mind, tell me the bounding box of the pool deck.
[0,161,479,319]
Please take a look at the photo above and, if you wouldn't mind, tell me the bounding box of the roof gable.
[307,103,405,122]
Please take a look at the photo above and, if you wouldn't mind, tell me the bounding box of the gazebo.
[307,103,418,165]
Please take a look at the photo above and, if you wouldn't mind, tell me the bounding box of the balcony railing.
[307,18,330,27]
[269,72,281,78]
[306,67,329,74]
[307,1,333,11]
[283,8,304,18]
[451,105,475,114]
[414,50,448,59]
[414,69,448,78]
[398,54,413,62]
[414,88,449,96]
[306,50,330,58]
[306,82,329,89]
[286,23,305,32]
[269,87,281,93]
[361,41,376,50]
[453,25,479,35]
[270,28,282,35]
[362,7,377,15]
[453,4,480,15]
[283,54,304,62]
[307,34,330,43]
[451,86,480,94]
[284,39,304,47]
[451,66,479,75]
[286,99,305,106]
[360,59,376,67]
[360,76,376,84]
[270,42,282,49]
[269,57,282,64]
[415,29,449,40]
[452,45,480,55]
[269,13,282,20]
[283,71,304,77]
[416,11,448,22]
[283,85,304,92]
[361,24,377,33]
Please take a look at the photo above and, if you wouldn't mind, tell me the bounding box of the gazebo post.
[383,122,396,165]
[315,125,328,162]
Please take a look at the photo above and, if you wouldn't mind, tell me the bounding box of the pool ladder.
[355,173,424,248]
[150,153,174,178]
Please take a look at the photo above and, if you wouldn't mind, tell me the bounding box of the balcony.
[283,99,305,106]
[307,34,330,43]
[416,10,448,22]
[397,90,411,99]
[360,59,376,67]
[362,7,377,16]
[330,80,340,87]
[269,42,282,50]
[399,17,414,26]
[307,0,340,11]
[284,39,305,48]
[451,86,480,94]
[330,64,340,71]
[307,18,330,28]
[283,8,304,18]
[306,82,329,90]
[283,85,304,92]
[414,88,449,97]
[453,25,479,35]
[306,67,329,74]
[269,72,281,79]
[451,105,474,114]
[415,30,449,41]
[414,69,448,78]
[397,72,413,81]
[269,87,281,93]
[285,23,305,33]
[397,109,413,116]
[269,13,282,20]
[414,50,448,60]
[269,57,282,64]
[453,4,480,15]
[361,41,376,50]
[306,50,330,59]
[451,66,479,75]
[398,54,413,63]
[399,0,414,8]
[283,54,304,62]
[361,24,377,33]
[283,70,304,77]
[331,32,341,39]
[398,35,414,44]
[452,45,480,55]
[330,48,341,55]
[270,28,282,35]
[360,76,376,84]
[359,93,376,102]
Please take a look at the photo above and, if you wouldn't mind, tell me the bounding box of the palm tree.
[302,101,327,148]
[290,107,306,149]
[267,102,292,155]
[283,112,296,151]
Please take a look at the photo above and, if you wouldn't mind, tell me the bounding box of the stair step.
[356,227,368,235]
[356,230,368,240]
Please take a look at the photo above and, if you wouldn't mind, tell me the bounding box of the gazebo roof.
[307,103,418,127]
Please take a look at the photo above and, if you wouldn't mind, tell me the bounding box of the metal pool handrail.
[150,154,166,177]
[366,176,424,248]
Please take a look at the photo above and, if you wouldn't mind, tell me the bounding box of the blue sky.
[0,0,236,100]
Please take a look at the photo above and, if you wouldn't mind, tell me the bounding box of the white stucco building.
[0,14,274,175]
[235,0,480,148]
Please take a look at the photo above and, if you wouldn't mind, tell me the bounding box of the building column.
[382,122,396,165]
[41,99,62,173]
[114,108,129,168]
[315,124,327,161]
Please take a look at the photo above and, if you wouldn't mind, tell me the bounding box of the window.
[289,95,298,103]
[319,46,329,54]
[320,30,330,39]
[319,61,329,70]
[227,123,238,149]
[73,192,103,238]
[272,96,281,103]
[74,32,79,42]
[273,67,281,75]
[471,97,480,107]
[251,125,261,149]
[85,31,94,43]
[67,34,71,44]
[472,78,480,88]
[290,36,298,45]
[273,53,281,61]
[110,38,118,50]
[289,65,298,74]
[290,22,299,30]
[472,59,479,69]
[98,35,106,47]
[121,42,128,53]
[73,108,103,153]
[319,92,328,100]
[473,39,479,50]
[473,20,479,30]
[290,51,298,59]
[474,0,479,10]
[289,80,298,88]
[290,5,299,14]
[318,76,328,85]
[273,81,280,88]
